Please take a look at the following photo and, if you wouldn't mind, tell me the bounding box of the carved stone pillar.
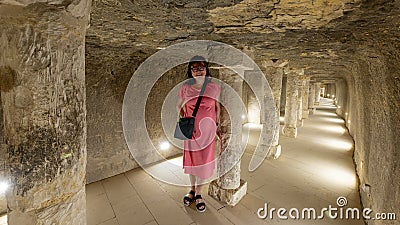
[262,60,286,159]
[0,1,90,224]
[282,69,299,138]
[308,82,316,115]
[297,79,304,127]
[302,77,310,119]
[208,68,247,206]
[314,82,322,105]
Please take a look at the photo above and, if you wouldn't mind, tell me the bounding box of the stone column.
[308,82,316,115]
[282,69,299,138]
[328,84,336,99]
[244,75,261,124]
[262,60,286,159]
[280,76,287,115]
[296,78,304,127]
[325,84,330,98]
[302,77,310,119]
[314,82,321,105]
[208,68,247,206]
[0,1,90,224]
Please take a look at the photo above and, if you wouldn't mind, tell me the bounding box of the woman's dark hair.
[186,55,211,84]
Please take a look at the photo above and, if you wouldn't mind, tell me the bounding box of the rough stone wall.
[209,0,361,33]
[145,66,188,158]
[85,12,193,182]
[0,1,90,223]
[0,92,5,215]
[85,45,140,183]
[85,0,154,183]
[346,52,400,224]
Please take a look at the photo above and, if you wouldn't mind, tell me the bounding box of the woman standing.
[177,56,221,212]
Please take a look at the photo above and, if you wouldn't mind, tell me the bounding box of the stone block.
[297,119,303,127]
[282,126,297,138]
[266,144,281,160]
[208,179,247,206]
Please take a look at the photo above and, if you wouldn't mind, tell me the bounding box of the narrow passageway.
[84,97,364,225]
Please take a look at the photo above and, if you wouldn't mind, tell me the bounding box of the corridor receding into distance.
[1,1,399,225]
[80,98,363,225]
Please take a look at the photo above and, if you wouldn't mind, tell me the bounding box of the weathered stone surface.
[261,61,284,159]
[0,93,5,215]
[0,0,90,223]
[208,179,247,206]
[301,77,310,119]
[308,81,316,114]
[282,69,300,138]
[215,68,243,190]
[314,82,321,105]
[209,0,360,34]
[296,78,304,127]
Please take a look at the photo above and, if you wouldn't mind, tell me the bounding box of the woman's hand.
[177,98,185,118]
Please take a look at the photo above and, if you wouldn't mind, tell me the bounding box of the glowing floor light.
[0,181,9,194]
[159,141,171,151]
[319,164,357,188]
[322,117,345,124]
[324,138,353,151]
[322,125,346,134]
[273,145,282,159]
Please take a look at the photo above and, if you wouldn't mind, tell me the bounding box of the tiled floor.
[0,98,365,225]
[86,98,365,225]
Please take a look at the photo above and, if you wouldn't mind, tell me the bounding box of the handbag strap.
[192,77,210,118]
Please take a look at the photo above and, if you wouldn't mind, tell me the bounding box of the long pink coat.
[179,81,221,179]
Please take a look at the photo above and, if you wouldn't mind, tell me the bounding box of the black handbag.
[174,78,209,140]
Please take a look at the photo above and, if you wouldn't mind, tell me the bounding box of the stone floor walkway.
[84,98,364,225]
[0,98,365,225]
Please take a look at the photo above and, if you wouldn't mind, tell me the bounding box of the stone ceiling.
[86,0,400,80]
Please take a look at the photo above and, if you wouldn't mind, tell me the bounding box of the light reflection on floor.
[0,214,6,225]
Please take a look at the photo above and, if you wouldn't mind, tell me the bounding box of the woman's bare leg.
[189,174,196,192]
[195,176,206,211]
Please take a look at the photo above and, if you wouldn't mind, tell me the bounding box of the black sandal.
[183,190,195,206]
[195,195,206,212]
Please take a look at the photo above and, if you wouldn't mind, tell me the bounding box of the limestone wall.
[85,46,138,183]
[0,93,5,215]
[85,37,190,182]
[0,1,90,223]
[340,52,400,225]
